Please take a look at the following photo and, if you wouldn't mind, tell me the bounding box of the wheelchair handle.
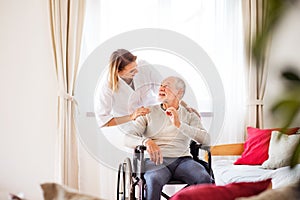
[135,145,147,153]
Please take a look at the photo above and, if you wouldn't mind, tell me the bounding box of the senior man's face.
[158,77,180,103]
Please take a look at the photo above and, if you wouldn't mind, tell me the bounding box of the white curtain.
[242,0,269,129]
[79,0,246,198]
[189,1,246,144]
[49,0,86,189]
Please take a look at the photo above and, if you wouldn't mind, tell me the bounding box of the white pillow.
[262,131,300,169]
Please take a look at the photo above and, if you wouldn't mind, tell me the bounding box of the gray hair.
[170,76,186,99]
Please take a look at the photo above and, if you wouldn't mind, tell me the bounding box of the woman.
[94,49,162,127]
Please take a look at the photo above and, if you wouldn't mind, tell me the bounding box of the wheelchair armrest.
[192,143,211,152]
[198,144,211,152]
[190,141,211,158]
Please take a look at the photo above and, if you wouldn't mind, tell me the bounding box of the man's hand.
[165,107,181,128]
[145,139,163,165]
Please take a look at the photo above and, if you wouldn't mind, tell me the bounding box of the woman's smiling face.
[118,61,138,79]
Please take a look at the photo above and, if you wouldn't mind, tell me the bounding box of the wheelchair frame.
[117,141,214,200]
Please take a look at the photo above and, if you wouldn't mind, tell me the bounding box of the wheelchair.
[117,141,214,200]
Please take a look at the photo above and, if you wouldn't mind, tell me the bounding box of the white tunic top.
[94,60,162,127]
[121,104,210,158]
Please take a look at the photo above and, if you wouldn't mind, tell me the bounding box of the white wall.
[0,0,57,199]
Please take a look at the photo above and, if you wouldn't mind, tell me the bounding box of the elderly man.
[122,76,212,200]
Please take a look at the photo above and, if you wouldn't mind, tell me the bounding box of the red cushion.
[170,179,271,200]
[234,127,299,165]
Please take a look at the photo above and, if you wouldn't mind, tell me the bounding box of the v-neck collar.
[119,76,135,91]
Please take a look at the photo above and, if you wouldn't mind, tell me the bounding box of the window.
[81,0,246,144]
[78,1,246,198]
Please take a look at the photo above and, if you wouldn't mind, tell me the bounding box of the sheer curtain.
[174,1,246,144]
[158,0,246,144]
[79,0,246,198]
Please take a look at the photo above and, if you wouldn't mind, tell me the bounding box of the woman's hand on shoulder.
[180,100,201,119]
[130,106,150,120]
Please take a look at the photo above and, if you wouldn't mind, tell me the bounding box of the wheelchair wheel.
[117,157,134,200]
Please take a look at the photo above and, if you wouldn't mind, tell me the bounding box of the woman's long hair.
[108,49,137,92]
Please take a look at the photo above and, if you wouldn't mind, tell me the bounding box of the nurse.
[94,49,162,127]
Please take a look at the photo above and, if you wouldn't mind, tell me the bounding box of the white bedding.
[212,156,300,188]
[259,164,300,188]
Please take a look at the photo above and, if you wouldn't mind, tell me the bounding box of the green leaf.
[271,99,300,128]
[282,70,300,82]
